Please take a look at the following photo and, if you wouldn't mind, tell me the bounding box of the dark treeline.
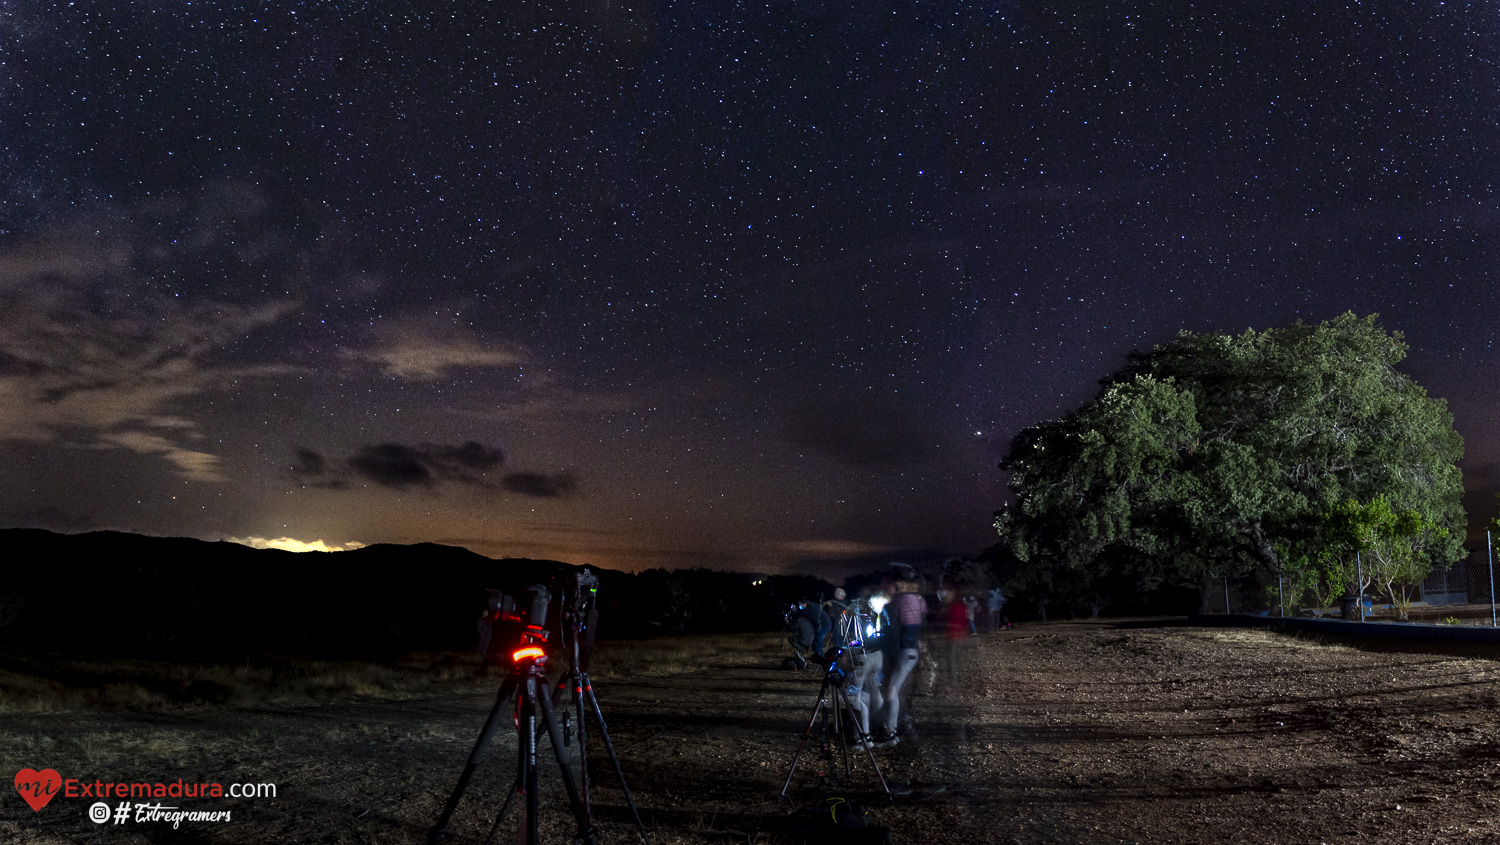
[977,544,1199,622]
[0,529,835,655]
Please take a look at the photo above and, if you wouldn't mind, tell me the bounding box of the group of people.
[788,563,1008,748]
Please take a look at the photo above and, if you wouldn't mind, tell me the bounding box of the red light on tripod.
[511,646,546,663]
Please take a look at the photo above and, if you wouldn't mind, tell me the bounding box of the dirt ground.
[8,619,1500,844]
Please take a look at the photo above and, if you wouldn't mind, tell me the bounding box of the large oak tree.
[995,313,1465,609]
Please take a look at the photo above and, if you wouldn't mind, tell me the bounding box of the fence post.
[1278,571,1285,618]
[1357,552,1364,622]
[1489,529,1496,628]
[1223,576,1230,615]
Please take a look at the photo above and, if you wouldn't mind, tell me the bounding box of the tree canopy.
[995,313,1465,611]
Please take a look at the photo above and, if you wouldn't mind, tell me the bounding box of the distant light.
[227,536,367,553]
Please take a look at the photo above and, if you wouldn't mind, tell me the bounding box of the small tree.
[1322,496,1446,620]
[1368,504,1446,621]
[1320,499,1379,606]
[1272,542,1321,616]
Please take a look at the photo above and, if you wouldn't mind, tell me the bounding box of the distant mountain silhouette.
[0,529,830,655]
[0,529,579,654]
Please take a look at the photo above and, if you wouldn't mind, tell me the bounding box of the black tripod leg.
[581,677,652,845]
[780,676,831,798]
[521,676,540,845]
[537,679,597,845]
[430,674,519,843]
[832,687,853,779]
[574,675,592,831]
[481,776,522,845]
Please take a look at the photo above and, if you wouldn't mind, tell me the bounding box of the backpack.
[786,797,894,844]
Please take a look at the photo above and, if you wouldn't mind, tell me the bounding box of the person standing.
[786,600,817,669]
[805,598,832,662]
[987,587,1006,631]
[874,564,924,747]
[846,588,887,741]
[940,585,969,690]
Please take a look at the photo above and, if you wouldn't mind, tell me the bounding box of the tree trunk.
[1244,521,1281,572]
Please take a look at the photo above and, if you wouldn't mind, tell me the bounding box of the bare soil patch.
[7,621,1500,843]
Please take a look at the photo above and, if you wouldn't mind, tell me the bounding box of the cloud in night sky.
[342,322,526,381]
[347,444,449,489]
[101,431,224,484]
[345,442,501,489]
[291,442,573,498]
[0,219,297,482]
[288,447,350,490]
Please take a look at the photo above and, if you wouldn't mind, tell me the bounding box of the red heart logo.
[14,768,62,812]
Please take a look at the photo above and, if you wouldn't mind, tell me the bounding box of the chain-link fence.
[1415,542,1500,624]
[1212,541,1500,623]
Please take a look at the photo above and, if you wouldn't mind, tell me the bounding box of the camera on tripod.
[566,568,599,622]
[485,584,553,665]
[434,567,651,845]
[556,567,601,671]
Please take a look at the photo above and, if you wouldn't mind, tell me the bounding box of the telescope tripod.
[552,666,652,844]
[429,658,593,845]
[780,647,892,800]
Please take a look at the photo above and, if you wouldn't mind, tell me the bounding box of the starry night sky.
[2,1,1497,575]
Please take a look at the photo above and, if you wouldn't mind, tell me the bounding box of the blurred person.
[873,563,924,746]
[823,588,851,649]
[916,589,942,696]
[986,587,1005,631]
[477,606,494,658]
[812,594,833,657]
[940,585,969,690]
[803,598,831,661]
[786,600,818,669]
[845,588,888,740]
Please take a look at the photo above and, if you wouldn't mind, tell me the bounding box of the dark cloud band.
[289,442,575,498]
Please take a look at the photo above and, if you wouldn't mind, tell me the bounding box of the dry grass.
[0,725,208,774]
[588,632,783,680]
[0,648,491,713]
[0,632,786,713]
[1196,628,1357,651]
